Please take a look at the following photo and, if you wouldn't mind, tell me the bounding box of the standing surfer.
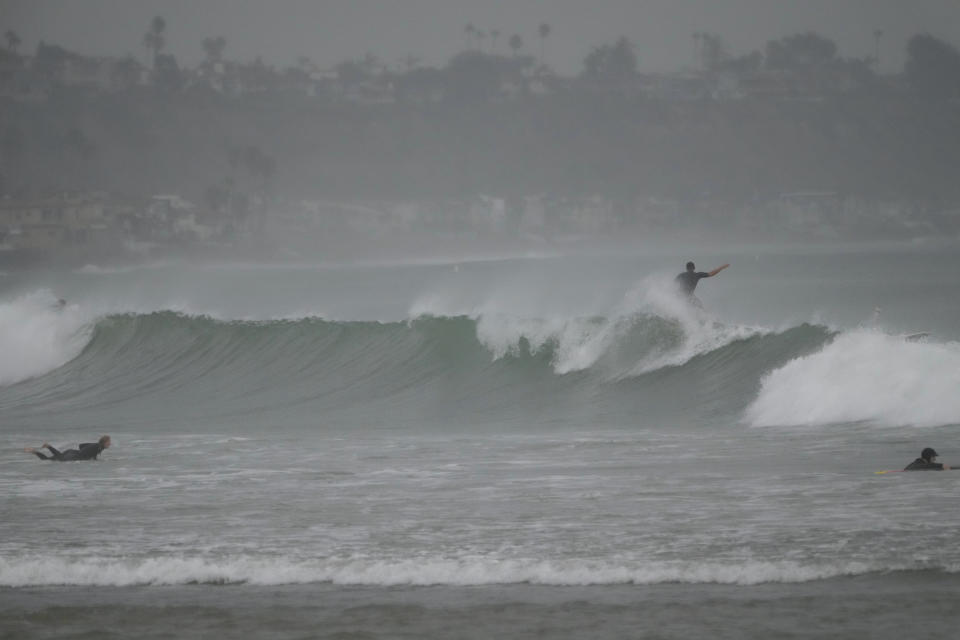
[675,261,729,307]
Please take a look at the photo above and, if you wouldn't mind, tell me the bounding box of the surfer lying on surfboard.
[25,436,111,461]
[875,448,951,474]
[903,447,950,471]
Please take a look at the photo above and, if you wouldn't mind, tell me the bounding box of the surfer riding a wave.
[675,261,729,308]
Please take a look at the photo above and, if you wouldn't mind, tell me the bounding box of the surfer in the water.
[25,435,111,461]
[904,447,950,471]
[675,261,729,307]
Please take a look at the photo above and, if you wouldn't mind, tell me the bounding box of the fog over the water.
[4,0,959,74]
[3,0,960,262]
[7,7,960,640]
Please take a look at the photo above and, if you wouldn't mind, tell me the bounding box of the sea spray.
[0,290,92,386]
[0,554,906,587]
[414,275,767,377]
[746,330,960,428]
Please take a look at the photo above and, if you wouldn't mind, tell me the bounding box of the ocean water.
[2,245,960,639]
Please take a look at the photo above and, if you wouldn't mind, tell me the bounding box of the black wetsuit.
[903,458,944,471]
[675,271,709,296]
[32,442,106,461]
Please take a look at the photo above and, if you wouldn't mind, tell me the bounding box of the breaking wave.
[3,288,958,428]
[2,554,949,587]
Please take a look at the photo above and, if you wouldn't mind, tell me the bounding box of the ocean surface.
[2,244,960,639]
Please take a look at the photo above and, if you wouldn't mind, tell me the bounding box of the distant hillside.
[3,87,960,209]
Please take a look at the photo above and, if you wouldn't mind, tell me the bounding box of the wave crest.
[0,554,935,587]
[746,330,960,428]
[0,290,92,386]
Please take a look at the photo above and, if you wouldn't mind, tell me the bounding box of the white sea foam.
[746,329,960,427]
[0,288,224,388]
[74,260,176,275]
[620,277,765,376]
[0,554,932,588]
[449,275,765,376]
[411,277,622,374]
[0,290,94,386]
[474,314,622,374]
[14,479,76,498]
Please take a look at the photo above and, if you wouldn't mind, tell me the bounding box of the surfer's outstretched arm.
[707,264,729,277]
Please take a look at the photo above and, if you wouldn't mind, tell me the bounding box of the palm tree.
[202,36,226,63]
[5,29,21,53]
[143,16,166,67]
[699,33,728,71]
[692,32,702,70]
[873,29,884,71]
[234,145,276,236]
[400,53,420,71]
[464,23,476,50]
[509,34,523,57]
[111,55,142,90]
[538,23,551,61]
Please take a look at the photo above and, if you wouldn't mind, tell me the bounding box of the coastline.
[4,573,960,639]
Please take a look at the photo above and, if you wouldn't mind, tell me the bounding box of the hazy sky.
[2,0,959,74]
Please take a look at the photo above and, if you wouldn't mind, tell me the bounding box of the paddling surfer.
[904,447,950,471]
[25,436,111,461]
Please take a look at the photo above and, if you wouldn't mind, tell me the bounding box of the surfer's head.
[686,261,695,272]
[99,435,111,449]
[921,447,937,462]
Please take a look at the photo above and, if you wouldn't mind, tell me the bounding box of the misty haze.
[0,0,959,262]
[3,3,960,639]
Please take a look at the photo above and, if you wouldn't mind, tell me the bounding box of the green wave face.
[0,311,834,432]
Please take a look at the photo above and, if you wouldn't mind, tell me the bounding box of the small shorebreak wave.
[1,553,950,587]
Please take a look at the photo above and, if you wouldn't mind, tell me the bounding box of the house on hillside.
[62,56,115,90]
[0,51,48,102]
[739,72,793,100]
[0,49,24,96]
[638,73,709,102]
[193,60,229,93]
[0,193,118,251]
[132,195,223,242]
[775,190,842,234]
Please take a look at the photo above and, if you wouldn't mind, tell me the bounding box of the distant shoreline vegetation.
[1,22,959,251]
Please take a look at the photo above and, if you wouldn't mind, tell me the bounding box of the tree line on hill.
[1,18,960,213]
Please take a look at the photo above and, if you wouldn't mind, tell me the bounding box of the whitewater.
[2,247,960,639]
